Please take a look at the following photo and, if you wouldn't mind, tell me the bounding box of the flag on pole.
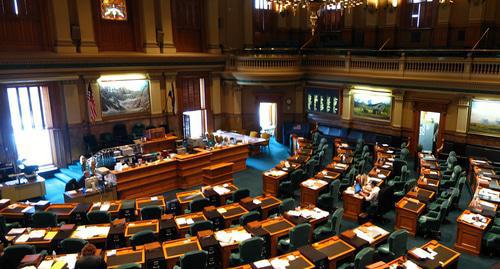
[169,81,175,115]
[87,83,97,124]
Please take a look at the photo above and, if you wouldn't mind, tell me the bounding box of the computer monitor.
[354,183,362,193]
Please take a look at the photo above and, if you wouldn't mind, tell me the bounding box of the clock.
[285,98,292,105]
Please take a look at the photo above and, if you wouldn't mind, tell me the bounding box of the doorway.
[6,86,54,167]
[259,102,277,136]
[418,111,440,152]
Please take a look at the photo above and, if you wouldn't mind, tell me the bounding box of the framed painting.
[99,78,151,118]
[469,99,500,137]
[352,91,392,121]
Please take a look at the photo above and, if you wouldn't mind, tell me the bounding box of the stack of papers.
[100,203,111,212]
[73,226,110,239]
[302,179,327,190]
[54,254,78,269]
[29,230,46,239]
[15,234,30,243]
[217,208,227,214]
[37,260,54,269]
[461,213,488,228]
[215,229,252,246]
[21,206,34,213]
[254,260,271,268]
[252,199,262,205]
[176,218,194,226]
[411,248,437,260]
[265,170,287,177]
[213,186,230,195]
[8,228,26,235]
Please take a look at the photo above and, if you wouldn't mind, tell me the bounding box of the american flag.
[87,83,97,123]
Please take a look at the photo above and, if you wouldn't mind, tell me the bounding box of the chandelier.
[266,0,365,35]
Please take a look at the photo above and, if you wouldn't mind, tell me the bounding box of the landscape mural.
[352,91,392,121]
[469,99,500,137]
[99,79,151,117]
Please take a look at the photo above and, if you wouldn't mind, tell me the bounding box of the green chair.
[313,208,343,241]
[317,180,340,212]
[418,200,449,239]
[87,211,111,224]
[140,205,163,220]
[400,147,410,163]
[229,237,265,266]
[428,188,458,212]
[338,247,375,269]
[312,132,320,147]
[353,139,364,158]
[59,238,88,254]
[130,230,156,248]
[376,229,408,261]
[483,225,500,256]
[32,211,58,228]
[340,167,358,192]
[441,154,458,175]
[394,179,416,201]
[388,165,409,191]
[227,189,250,204]
[279,198,296,215]
[239,211,261,226]
[440,165,461,189]
[0,215,20,234]
[278,169,304,198]
[2,244,36,268]
[117,263,142,269]
[174,250,208,269]
[277,223,311,253]
[188,220,213,237]
[354,145,369,163]
[306,159,320,178]
[184,198,210,214]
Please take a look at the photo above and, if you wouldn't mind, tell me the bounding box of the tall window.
[179,77,208,139]
[7,86,53,166]
[100,0,127,20]
[254,0,272,10]
[409,0,434,28]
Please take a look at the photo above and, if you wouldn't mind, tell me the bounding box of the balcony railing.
[226,48,500,81]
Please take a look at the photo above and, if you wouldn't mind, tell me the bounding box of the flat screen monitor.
[354,183,362,194]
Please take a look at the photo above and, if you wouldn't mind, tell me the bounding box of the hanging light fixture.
[267,0,365,35]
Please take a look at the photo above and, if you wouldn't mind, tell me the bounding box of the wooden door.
[171,0,205,52]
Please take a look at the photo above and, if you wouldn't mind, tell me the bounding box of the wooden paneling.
[171,0,205,52]
[0,0,51,51]
[92,0,140,51]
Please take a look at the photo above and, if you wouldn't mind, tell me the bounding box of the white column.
[392,91,404,128]
[456,97,470,134]
[342,88,352,121]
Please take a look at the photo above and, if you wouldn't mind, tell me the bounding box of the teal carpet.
[41,138,497,268]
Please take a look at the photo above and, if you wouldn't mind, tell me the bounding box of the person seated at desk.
[360,181,380,215]
[75,243,106,269]
[77,170,91,189]
[355,174,368,186]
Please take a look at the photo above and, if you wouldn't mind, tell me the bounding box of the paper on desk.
[16,234,29,243]
[404,260,420,269]
[217,208,227,214]
[38,260,54,269]
[67,190,77,195]
[0,199,9,203]
[151,196,158,201]
[186,218,194,225]
[176,218,186,225]
[29,230,46,238]
[107,249,117,256]
[254,260,271,268]
[411,248,434,260]
[44,231,57,240]
[213,186,230,195]
[8,228,26,235]
[271,258,290,269]
[21,206,34,213]
[55,254,78,269]
[253,199,262,205]
[100,203,111,212]
[287,210,301,217]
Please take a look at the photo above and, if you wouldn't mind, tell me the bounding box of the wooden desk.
[202,162,234,185]
[12,228,59,248]
[163,237,201,268]
[252,250,315,269]
[468,199,498,217]
[310,236,356,269]
[202,183,238,206]
[105,246,145,269]
[176,151,212,189]
[0,203,35,221]
[247,216,295,257]
[314,170,341,182]
[174,212,207,237]
[176,190,205,212]
[342,191,364,221]
[70,224,111,244]
[288,155,311,165]
[408,240,460,269]
[0,176,46,202]
[300,179,328,206]
[89,201,122,218]
[332,155,353,165]
[340,222,390,250]
[283,206,329,231]
[201,144,250,173]
[421,168,442,180]
[136,196,166,210]
[136,136,177,154]
[112,159,178,199]
[326,162,350,174]
[239,195,281,219]
[368,167,391,180]
[214,226,252,268]
[417,176,440,193]
[367,257,422,269]
[64,186,117,203]
[406,187,436,204]
[217,203,249,228]
[468,157,493,189]
[125,220,159,237]
[454,210,491,255]
[45,203,78,222]
[395,198,426,236]
[262,169,288,197]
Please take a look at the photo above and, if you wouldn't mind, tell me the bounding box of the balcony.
[226,48,500,90]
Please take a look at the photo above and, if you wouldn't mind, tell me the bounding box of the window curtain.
[45,82,72,167]
[0,86,18,164]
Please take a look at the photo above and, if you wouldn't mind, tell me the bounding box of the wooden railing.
[227,51,500,81]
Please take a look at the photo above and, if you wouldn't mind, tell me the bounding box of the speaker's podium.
[202,162,234,185]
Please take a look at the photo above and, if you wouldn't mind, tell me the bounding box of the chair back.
[239,211,261,226]
[289,223,311,248]
[400,148,409,162]
[404,179,416,193]
[400,165,409,181]
[279,198,296,215]
[232,189,250,203]
[65,178,78,192]
[388,229,408,256]
[312,132,320,145]
[438,200,450,222]
[354,247,375,269]
[117,263,142,269]
[130,230,155,248]
[239,237,265,263]
[32,211,58,228]
[330,208,343,234]
[451,165,462,180]
[140,205,163,220]
[60,238,88,254]
[290,169,304,189]
[249,131,259,138]
[87,211,111,224]
[189,198,211,213]
[179,250,208,269]
[3,245,36,268]
[261,133,271,140]
[329,180,340,197]
[189,220,213,236]
[166,199,182,215]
